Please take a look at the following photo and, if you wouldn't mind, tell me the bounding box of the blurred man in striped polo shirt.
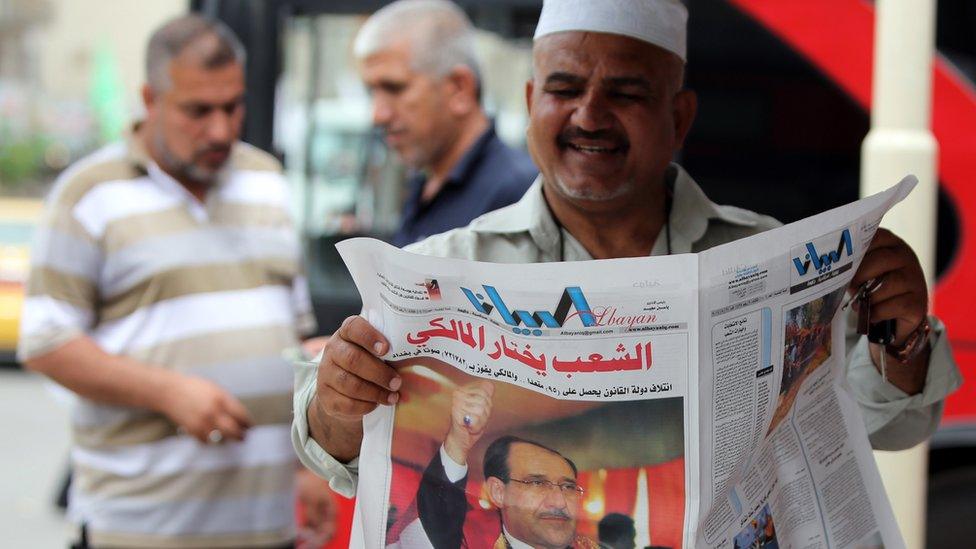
[19,15,322,548]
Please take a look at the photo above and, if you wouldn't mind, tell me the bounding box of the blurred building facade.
[0,0,184,194]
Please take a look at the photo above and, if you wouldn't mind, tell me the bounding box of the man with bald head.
[21,14,321,548]
[293,0,960,540]
[353,0,536,246]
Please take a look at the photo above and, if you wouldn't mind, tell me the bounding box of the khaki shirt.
[293,164,961,497]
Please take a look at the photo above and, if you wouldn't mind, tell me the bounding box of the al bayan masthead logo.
[789,227,854,293]
[460,285,597,335]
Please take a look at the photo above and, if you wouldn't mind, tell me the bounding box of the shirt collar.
[146,161,211,222]
[468,174,563,260]
[126,123,218,221]
[443,122,497,188]
[405,123,497,192]
[401,123,498,220]
[469,163,760,257]
[664,163,762,253]
[124,124,152,173]
[661,163,715,254]
[502,527,537,549]
[469,175,546,234]
[124,125,188,200]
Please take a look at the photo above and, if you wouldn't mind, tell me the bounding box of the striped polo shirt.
[19,135,316,548]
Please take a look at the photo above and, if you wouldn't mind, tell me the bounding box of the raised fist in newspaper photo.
[444,381,495,465]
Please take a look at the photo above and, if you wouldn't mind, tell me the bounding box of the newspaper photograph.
[384,368,686,549]
[768,287,846,435]
[338,177,917,549]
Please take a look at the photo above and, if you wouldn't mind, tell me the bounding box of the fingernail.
[374,342,386,355]
[389,377,402,391]
[388,392,399,404]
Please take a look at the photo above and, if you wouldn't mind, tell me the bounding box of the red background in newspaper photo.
[384,357,686,549]
[295,493,355,549]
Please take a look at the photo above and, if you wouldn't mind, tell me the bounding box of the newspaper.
[338,177,917,549]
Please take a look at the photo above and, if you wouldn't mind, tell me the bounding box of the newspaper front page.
[339,177,916,549]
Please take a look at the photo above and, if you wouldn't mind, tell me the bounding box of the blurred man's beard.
[395,135,448,174]
[397,145,432,172]
[154,132,224,186]
[551,174,636,202]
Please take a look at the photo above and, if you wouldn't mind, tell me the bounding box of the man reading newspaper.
[293,0,960,546]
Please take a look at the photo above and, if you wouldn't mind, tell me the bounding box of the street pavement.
[0,369,74,547]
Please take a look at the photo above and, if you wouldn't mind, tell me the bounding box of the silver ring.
[463,415,472,427]
[207,429,224,444]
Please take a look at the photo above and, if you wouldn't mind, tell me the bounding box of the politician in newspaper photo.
[768,288,846,434]
[383,360,685,549]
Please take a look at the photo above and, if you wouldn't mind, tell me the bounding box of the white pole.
[860,0,938,547]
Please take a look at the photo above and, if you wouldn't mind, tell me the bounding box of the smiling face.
[526,31,696,209]
[487,442,580,549]
[359,41,459,170]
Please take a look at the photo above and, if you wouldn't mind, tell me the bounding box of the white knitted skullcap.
[534,0,688,62]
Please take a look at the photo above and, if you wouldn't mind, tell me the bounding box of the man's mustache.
[538,508,572,520]
[556,127,629,150]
